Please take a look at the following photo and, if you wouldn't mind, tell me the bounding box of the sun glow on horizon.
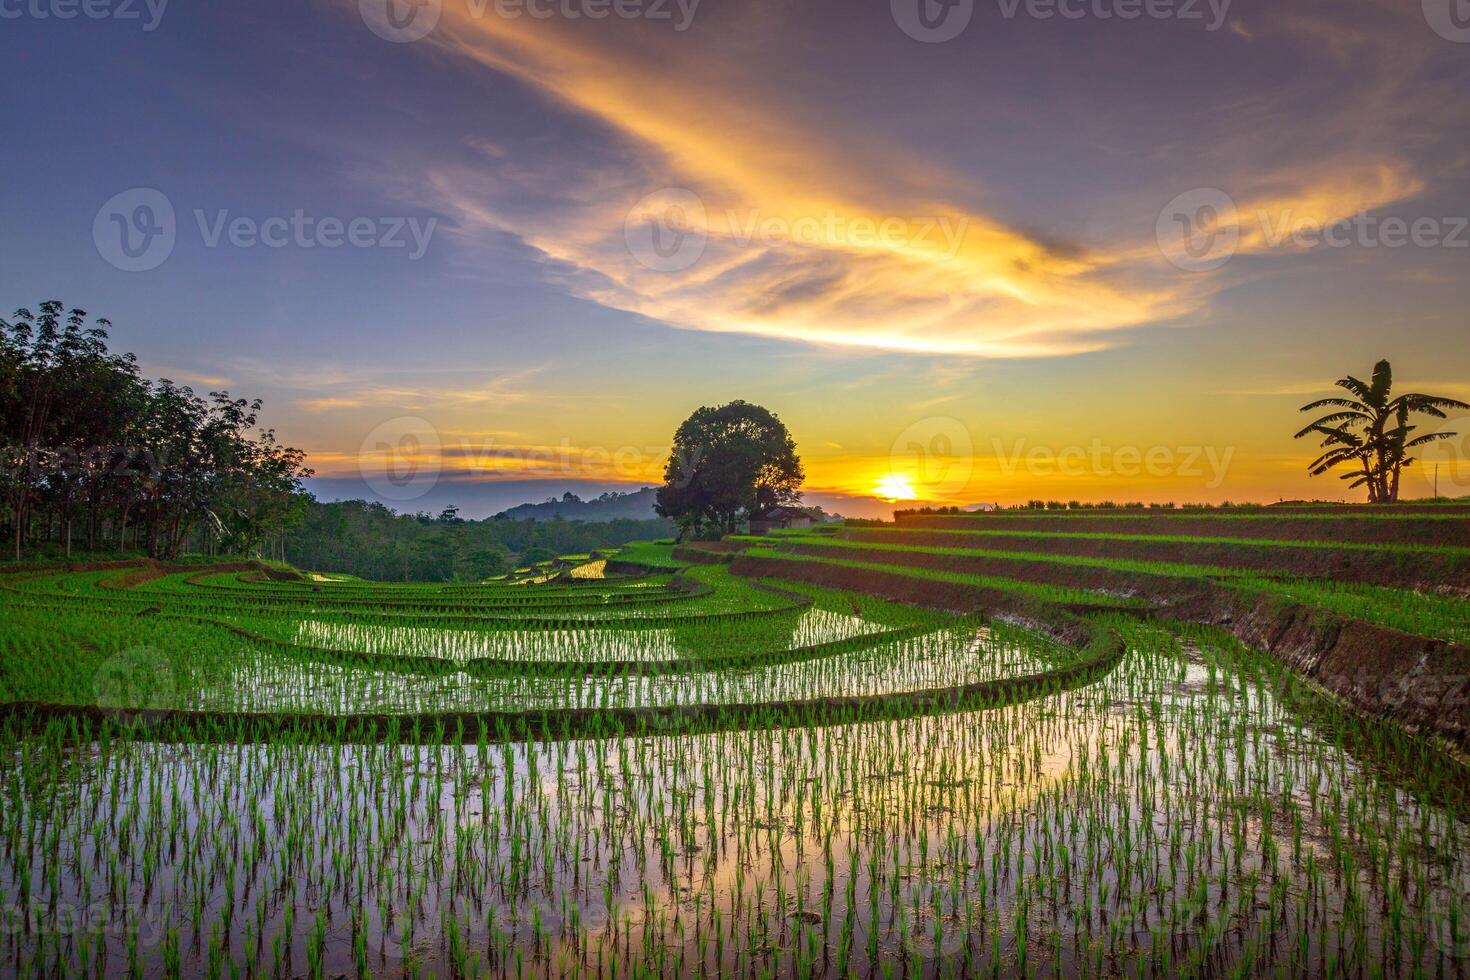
[871,473,918,503]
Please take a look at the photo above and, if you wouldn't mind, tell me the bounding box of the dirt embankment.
[896,514,1470,548]
[671,544,735,565]
[96,561,274,589]
[0,557,292,587]
[603,560,667,577]
[729,554,1101,647]
[842,529,1470,591]
[769,543,1205,604]
[0,558,148,577]
[735,549,1470,749]
[1159,588,1470,748]
[1258,505,1470,516]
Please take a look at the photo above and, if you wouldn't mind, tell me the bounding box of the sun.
[872,473,918,502]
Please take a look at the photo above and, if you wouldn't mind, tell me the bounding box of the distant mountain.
[495,487,661,522]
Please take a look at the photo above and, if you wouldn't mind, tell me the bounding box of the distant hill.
[496,487,661,522]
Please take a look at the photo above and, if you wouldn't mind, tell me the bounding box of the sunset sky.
[4,0,1469,516]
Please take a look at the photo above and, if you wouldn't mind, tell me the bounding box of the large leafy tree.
[0,301,313,559]
[1296,360,1468,502]
[656,400,804,539]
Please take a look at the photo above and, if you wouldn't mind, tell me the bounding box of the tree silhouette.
[1,301,313,560]
[1296,360,1467,502]
[656,400,803,539]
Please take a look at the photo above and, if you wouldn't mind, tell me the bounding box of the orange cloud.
[348,1,1431,360]
[409,4,1189,357]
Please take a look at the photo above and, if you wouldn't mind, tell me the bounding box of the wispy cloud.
[368,0,1448,360]
[363,4,1201,358]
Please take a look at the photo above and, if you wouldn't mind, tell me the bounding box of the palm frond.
[1294,413,1369,438]
[1298,398,1367,413]
[1335,375,1372,401]
[1404,431,1457,448]
[1391,394,1470,414]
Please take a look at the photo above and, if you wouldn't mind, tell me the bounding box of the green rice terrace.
[3,506,1470,978]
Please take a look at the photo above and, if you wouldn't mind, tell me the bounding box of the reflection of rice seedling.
[1430,888,1470,963]
[93,645,175,729]
[0,515,1468,978]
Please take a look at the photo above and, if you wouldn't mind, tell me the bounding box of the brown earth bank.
[767,543,1209,604]
[729,555,1104,647]
[117,562,265,589]
[841,529,1470,590]
[734,550,1470,750]
[679,540,747,553]
[898,504,1470,518]
[1157,588,1470,749]
[0,557,154,576]
[0,557,282,586]
[895,513,1470,548]
[671,545,734,564]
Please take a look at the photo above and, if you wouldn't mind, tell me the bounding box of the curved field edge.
[729,550,1470,751]
[0,617,1126,743]
[1154,618,1470,816]
[0,563,817,628]
[1155,585,1470,749]
[731,533,1470,647]
[0,592,937,679]
[833,526,1470,590]
[894,510,1470,547]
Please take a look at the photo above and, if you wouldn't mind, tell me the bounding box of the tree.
[1296,360,1468,502]
[282,499,667,581]
[0,301,312,559]
[520,546,560,566]
[655,400,804,539]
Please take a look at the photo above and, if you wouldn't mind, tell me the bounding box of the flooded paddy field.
[2,539,1469,977]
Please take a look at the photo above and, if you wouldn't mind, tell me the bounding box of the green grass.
[900,507,1470,520]
[742,531,1252,580]
[1,583,1466,978]
[741,544,1151,608]
[1229,576,1470,646]
[847,524,1470,556]
[2,530,1467,980]
[747,528,1470,646]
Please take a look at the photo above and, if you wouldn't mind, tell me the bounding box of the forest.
[283,499,672,581]
[0,302,310,562]
[0,301,670,577]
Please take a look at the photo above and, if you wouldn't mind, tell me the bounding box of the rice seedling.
[1,536,1467,977]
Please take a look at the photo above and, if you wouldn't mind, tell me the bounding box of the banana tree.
[1296,360,1468,502]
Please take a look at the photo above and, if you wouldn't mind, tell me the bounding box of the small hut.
[748,506,814,534]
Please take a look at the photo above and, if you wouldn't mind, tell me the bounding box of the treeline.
[283,499,675,582]
[1,301,311,561]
